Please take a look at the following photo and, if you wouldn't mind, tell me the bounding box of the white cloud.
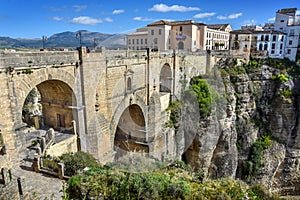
[149,4,200,12]
[268,17,275,21]
[70,16,102,25]
[52,16,62,21]
[112,9,125,14]
[193,12,215,19]
[73,5,87,12]
[105,17,113,22]
[133,17,153,22]
[217,12,242,20]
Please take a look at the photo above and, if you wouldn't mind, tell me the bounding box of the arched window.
[178,41,184,50]
[160,64,172,93]
[264,44,268,51]
[259,44,263,51]
[127,77,132,91]
[261,35,264,41]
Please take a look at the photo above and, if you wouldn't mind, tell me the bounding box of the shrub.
[165,101,181,129]
[190,76,212,119]
[243,133,272,181]
[59,151,99,176]
[272,73,289,83]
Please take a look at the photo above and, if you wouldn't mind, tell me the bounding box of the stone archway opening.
[22,87,42,128]
[178,41,184,50]
[114,104,148,160]
[22,80,76,133]
[159,64,172,93]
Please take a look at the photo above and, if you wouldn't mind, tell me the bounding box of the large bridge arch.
[14,68,79,130]
[110,97,148,160]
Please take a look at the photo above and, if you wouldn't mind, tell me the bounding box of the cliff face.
[181,59,300,196]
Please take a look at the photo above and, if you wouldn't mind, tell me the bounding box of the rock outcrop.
[179,58,300,196]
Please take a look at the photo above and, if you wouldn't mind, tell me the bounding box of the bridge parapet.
[0,51,79,70]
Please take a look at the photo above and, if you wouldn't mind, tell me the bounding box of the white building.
[127,28,148,50]
[126,20,231,52]
[229,29,286,59]
[254,30,286,59]
[274,8,300,61]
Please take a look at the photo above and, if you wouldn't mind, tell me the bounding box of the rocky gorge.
[178,57,300,196]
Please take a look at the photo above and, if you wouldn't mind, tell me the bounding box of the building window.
[128,39,131,45]
[264,44,268,50]
[272,43,275,49]
[280,50,282,54]
[290,29,295,36]
[259,43,263,50]
[280,20,284,22]
[154,38,158,45]
[141,39,143,44]
[265,35,269,41]
[289,40,293,45]
[271,50,275,54]
[127,77,132,92]
[287,49,291,54]
[145,39,147,44]
[180,26,183,32]
[272,35,276,41]
[280,43,283,49]
[137,39,139,44]
[132,39,134,44]
[151,30,154,35]
[261,35,264,41]
[159,29,162,35]
[281,36,284,41]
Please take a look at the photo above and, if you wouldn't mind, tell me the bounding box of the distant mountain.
[0,30,126,49]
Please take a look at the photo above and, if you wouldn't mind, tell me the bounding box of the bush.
[243,133,272,181]
[165,101,181,129]
[190,76,212,119]
[59,151,99,176]
[248,184,282,200]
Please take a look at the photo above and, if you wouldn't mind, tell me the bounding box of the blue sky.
[0,0,299,38]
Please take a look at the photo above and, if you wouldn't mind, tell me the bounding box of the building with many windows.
[126,20,231,51]
[230,8,299,61]
[273,8,300,61]
[230,28,286,59]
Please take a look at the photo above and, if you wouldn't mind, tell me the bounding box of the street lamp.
[42,36,47,50]
[75,31,82,47]
[93,38,98,49]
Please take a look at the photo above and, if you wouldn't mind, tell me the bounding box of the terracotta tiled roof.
[277,8,297,14]
[252,30,286,35]
[147,20,205,26]
[231,29,286,35]
[207,24,230,31]
[230,30,253,34]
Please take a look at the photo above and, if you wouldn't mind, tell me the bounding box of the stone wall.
[0,49,213,165]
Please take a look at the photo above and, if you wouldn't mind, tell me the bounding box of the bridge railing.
[0,51,79,70]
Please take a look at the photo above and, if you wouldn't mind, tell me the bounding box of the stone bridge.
[0,48,217,166]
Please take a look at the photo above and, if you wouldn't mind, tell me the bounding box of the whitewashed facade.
[255,31,286,59]
[274,8,300,61]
